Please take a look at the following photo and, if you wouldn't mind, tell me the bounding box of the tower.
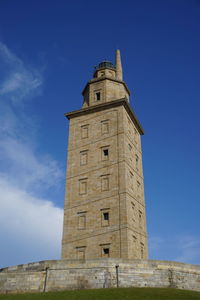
[62,50,148,260]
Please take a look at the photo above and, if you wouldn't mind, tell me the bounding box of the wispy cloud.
[0,42,64,268]
[0,42,42,104]
[175,235,200,264]
[149,235,200,265]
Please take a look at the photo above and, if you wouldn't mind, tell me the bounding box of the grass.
[0,288,200,300]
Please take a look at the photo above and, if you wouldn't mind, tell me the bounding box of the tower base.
[0,259,200,294]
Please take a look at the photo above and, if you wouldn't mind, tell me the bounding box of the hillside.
[0,287,200,300]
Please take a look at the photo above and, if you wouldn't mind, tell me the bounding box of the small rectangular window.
[78,214,86,229]
[102,247,110,257]
[96,92,101,100]
[137,181,141,189]
[101,175,109,191]
[103,212,109,220]
[129,171,134,190]
[140,243,144,259]
[131,202,135,222]
[103,149,108,156]
[133,235,137,243]
[139,210,142,227]
[79,178,88,195]
[101,120,109,134]
[81,125,89,139]
[76,247,86,260]
[101,146,109,161]
[135,154,139,170]
[100,243,110,257]
[101,208,110,227]
[80,150,88,166]
[103,248,109,255]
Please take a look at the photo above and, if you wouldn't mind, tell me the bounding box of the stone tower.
[62,50,148,260]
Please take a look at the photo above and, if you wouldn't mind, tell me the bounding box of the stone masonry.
[1,259,200,293]
[62,50,148,260]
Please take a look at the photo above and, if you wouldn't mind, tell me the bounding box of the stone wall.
[0,259,200,294]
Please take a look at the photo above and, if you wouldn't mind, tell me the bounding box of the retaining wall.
[0,259,200,293]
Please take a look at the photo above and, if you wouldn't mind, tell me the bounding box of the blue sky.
[0,0,200,268]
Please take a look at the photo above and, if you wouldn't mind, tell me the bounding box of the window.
[81,125,89,139]
[103,248,109,255]
[103,149,108,156]
[77,212,86,229]
[129,171,134,189]
[137,181,141,198]
[79,178,88,195]
[76,246,86,260]
[101,120,109,134]
[100,244,110,257]
[101,208,110,226]
[101,146,109,161]
[133,235,137,245]
[78,215,85,229]
[135,154,139,170]
[139,210,142,228]
[131,202,135,222]
[80,150,88,165]
[140,243,144,259]
[103,212,109,220]
[101,175,109,191]
[95,92,101,101]
[137,180,141,189]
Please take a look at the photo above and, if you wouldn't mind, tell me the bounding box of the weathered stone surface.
[0,259,200,293]
[62,51,148,260]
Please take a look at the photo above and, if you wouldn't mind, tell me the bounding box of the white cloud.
[0,42,64,268]
[0,176,63,268]
[0,136,63,191]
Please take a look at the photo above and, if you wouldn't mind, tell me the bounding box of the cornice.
[82,77,130,96]
[65,98,144,135]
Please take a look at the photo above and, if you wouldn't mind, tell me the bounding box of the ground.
[0,288,200,300]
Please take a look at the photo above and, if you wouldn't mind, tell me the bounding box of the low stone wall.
[0,259,200,293]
